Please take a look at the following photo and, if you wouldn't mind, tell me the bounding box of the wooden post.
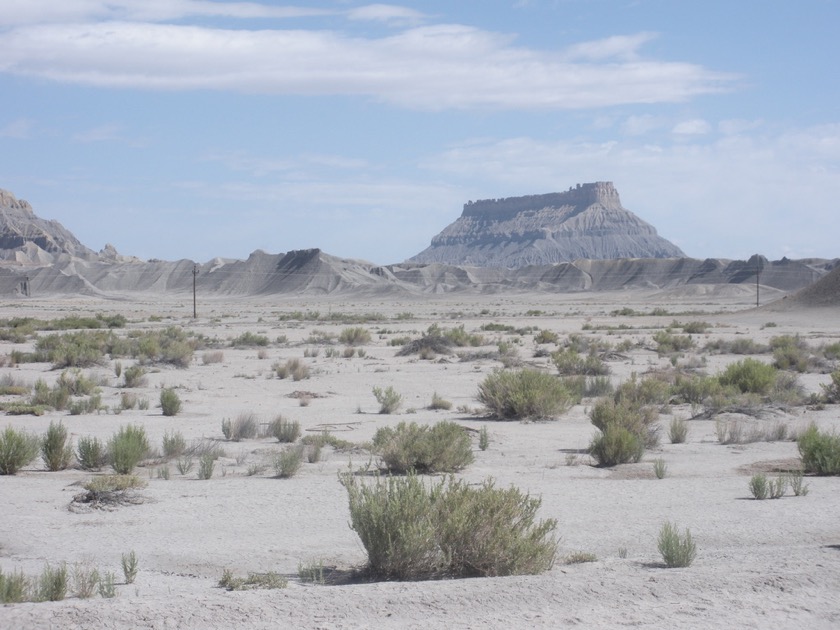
[192,265,198,318]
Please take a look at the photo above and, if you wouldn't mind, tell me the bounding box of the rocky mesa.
[410,182,685,267]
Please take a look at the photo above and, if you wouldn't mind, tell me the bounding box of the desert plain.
[0,286,838,630]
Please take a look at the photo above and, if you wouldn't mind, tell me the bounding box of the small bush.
[121,551,139,584]
[798,424,840,475]
[668,417,689,444]
[162,430,186,458]
[36,563,68,602]
[123,365,148,388]
[230,332,269,347]
[224,412,259,441]
[718,358,777,394]
[373,385,403,414]
[552,348,609,376]
[160,388,182,416]
[748,473,769,499]
[590,397,659,449]
[202,351,225,365]
[339,327,371,346]
[197,454,215,480]
[653,331,695,355]
[428,392,453,411]
[372,421,474,474]
[72,564,100,599]
[341,473,557,580]
[41,421,74,471]
[77,435,108,471]
[98,572,117,598]
[108,424,150,474]
[219,569,287,591]
[0,568,28,603]
[534,329,558,345]
[821,370,840,403]
[657,522,696,568]
[478,426,490,451]
[269,415,301,443]
[477,369,573,421]
[652,458,668,479]
[0,426,40,475]
[274,358,310,381]
[589,425,644,466]
[273,445,304,478]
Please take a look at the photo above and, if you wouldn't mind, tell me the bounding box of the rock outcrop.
[0,189,97,262]
[410,182,685,267]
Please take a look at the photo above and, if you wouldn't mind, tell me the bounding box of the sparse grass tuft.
[269,415,301,443]
[76,435,108,471]
[121,551,139,584]
[428,392,453,411]
[272,445,304,478]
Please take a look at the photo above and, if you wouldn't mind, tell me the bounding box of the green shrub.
[671,374,725,405]
[653,331,695,355]
[0,426,40,475]
[652,458,668,479]
[162,430,186,458]
[373,386,403,414]
[219,569,287,591]
[121,551,139,585]
[821,370,840,403]
[160,388,182,416]
[41,421,74,471]
[230,332,270,347]
[614,375,670,407]
[341,473,557,580]
[552,348,609,376]
[372,421,474,474]
[77,435,108,471]
[748,473,769,499]
[0,568,29,603]
[29,379,71,410]
[428,392,452,410]
[590,397,660,449]
[269,415,301,443]
[658,522,696,568]
[108,425,150,474]
[123,365,148,388]
[718,358,777,394]
[36,563,67,602]
[197,454,215,479]
[224,412,259,441]
[72,564,100,599]
[589,425,644,466]
[668,417,689,444]
[477,369,573,420]
[339,327,371,346]
[798,424,840,475]
[478,425,490,451]
[273,445,304,478]
[273,358,310,381]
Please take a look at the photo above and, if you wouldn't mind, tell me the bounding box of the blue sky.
[1,0,838,265]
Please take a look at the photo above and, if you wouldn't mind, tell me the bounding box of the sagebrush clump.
[341,473,557,580]
[477,369,574,420]
[372,421,474,474]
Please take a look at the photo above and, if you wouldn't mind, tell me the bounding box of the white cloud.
[346,4,428,26]
[0,118,33,138]
[72,123,125,143]
[672,119,711,135]
[621,114,661,136]
[0,19,734,110]
[562,32,657,61]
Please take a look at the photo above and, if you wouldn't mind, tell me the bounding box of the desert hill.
[409,182,685,267]
[0,187,834,299]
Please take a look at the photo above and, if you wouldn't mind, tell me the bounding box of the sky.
[1,0,838,265]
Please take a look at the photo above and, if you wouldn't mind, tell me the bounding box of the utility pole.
[748,254,764,309]
[192,265,198,319]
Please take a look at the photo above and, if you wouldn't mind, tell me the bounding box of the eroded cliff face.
[410,182,685,267]
[0,189,97,261]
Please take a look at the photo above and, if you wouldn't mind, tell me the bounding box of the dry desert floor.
[0,288,838,629]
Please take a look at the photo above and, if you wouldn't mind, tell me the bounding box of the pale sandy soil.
[0,290,838,629]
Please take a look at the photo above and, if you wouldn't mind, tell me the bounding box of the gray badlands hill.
[0,187,834,298]
[410,182,685,267]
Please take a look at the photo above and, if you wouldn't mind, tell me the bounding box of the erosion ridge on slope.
[0,186,835,299]
[410,182,685,266]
